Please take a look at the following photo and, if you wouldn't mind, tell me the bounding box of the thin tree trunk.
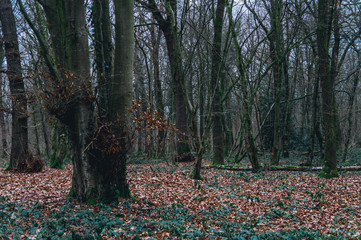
[31,109,41,157]
[0,0,29,169]
[39,104,50,159]
[281,54,291,158]
[210,0,225,165]
[226,0,260,172]
[133,47,146,153]
[342,54,360,162]
[0,42,8,157]
[147,0,190,156]
[151,25,165,155]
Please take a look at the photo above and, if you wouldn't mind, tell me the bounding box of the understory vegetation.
[1,150,361,239]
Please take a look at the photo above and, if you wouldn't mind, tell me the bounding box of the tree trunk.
[38,0,133,203]
[31,110,42,157]
[0,93,8,157]
[210,0,225,165]
[0,40,8,157]
[281,53,291,158]
[50,122,66,169]
[60,0,97,201]
[342,54,360,162]
[147,0,190,155]
[39,102,51,160]
[0,0,29,169]
[269,0,284,166]
[92,0,112,119]
[151,25,165,155]
[226,0,260,172]
[317,0,339,178]
[41,0,69,166]
[106,0,134,199]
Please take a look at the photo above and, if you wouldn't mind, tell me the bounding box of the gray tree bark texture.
[0,0,29,169]
[40,0,133,203]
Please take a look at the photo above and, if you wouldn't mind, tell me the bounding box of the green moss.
[272,165,312,169]
[49,155,64,169]
[87,197,97,205]
[318,169,339,179]
[190,170,204,180]
[68,187,74,197]
[221,164,248,168]
[118,186,132,199]
[211,162,224,167]
[4,165,12,171]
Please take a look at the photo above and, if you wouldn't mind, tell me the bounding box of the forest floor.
[0,160,361,239]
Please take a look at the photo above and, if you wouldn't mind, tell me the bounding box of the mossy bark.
[92,0,112,119]
[316,0,340,179]
[269,0,284,166]
[41,0,133,203]
[210,0,226,166]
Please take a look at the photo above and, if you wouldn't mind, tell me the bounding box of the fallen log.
[203,165,361,172]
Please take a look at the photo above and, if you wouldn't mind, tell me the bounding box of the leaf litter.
[0,162,360,239]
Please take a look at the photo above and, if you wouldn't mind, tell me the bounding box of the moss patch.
[318,169,339,179]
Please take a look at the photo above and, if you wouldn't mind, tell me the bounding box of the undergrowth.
[0,199,350,239]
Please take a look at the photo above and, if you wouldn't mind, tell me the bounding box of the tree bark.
[317,0,339,178]
[269,0,284,166]
[210,0,226,165]
[107,0,134,199]
[147,0,190,155]
[342,53,360,162]
[0,39,8,157]
[150,25,165,155]
[226,0,260,172]
[92,0,112,119]
[41,0,131,203]
[0,0,29,169]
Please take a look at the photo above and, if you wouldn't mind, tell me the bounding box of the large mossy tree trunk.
[41,0,133,203]
[60,0,97,202]
[104,0,134,199]
[317,0,340,178]
[210,0,225,166]
[0,0,29,169]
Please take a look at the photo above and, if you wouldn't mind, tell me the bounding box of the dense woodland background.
[2,0,361,238]
[0,0,361,202]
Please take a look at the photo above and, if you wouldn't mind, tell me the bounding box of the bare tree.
[317,0,341,178]
[0,0,30,170]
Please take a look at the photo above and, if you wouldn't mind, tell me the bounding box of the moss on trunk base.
[190,170,204,180]
[318,168,339,179]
